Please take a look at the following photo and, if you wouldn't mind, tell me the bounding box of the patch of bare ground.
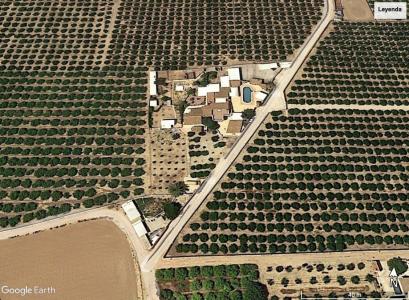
[342,0,373,21]
[0,220,140,300]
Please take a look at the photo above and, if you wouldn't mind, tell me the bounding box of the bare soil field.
[342,0,373,21]
[0,220,139,300]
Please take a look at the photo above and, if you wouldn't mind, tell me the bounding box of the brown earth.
[0,220,139,300]
[342,0,373,21]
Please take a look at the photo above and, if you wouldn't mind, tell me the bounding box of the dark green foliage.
[163,202,182,220]
[388,257,408,275]
[156,264,266,300]
[168,182,188,198]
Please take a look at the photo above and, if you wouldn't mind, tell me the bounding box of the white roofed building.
[197,86,208,97]
[149,71,158,96]
[207,83,220,93]
[258,63,279,70]
[229,87,240,97]
[220,76,230,87]
[121,200,148,237]
[279,62,292,69]
[149,99,159,107]
[132,222,148,237]
[161,119,176,129]
[255,91,268,102]
[175,85,184,92]
[228,68,241,81]
[122,200,142,223]
[197,84,221,98]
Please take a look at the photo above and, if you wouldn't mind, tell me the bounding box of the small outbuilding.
[149,99,159,107]
[149,71,158,96]
[161,119,176,129]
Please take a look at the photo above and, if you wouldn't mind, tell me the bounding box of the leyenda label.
[374,2,407,19]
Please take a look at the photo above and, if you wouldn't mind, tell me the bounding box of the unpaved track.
[289,103,409,111]
[158,249,409,269]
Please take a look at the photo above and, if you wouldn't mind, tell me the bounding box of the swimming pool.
[243,87,252,103]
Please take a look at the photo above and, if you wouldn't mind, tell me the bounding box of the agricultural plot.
[107,0,324,70]
[0,0,115,72]
[0,70,147,227]
[264,261,379,299]
[148,129,188,194]
[156,264,268,300]
[188,131,232,180]
[287,23,409,106]
[174,108,409,255]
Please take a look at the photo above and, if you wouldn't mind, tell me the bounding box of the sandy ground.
[0,220,139,300]
[342,0,373,21]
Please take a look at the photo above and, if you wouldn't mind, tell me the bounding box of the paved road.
[141,0,335,273]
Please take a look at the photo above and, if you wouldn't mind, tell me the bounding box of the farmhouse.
[181,67,268,135]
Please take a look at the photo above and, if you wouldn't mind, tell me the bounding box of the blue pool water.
[243,87,252,103]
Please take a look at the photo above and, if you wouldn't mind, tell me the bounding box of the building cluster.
[182,67,268,136]
[148,66,275,136]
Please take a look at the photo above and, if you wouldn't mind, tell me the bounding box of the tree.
[365,274,375,283]
[163,202,182,220]
[168,182,188,197]
[202,117,219,130]
[388,257,408,275]
[242,281,268,300]
[242,109,255,120]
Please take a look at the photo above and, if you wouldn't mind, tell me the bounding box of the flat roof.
[258,63,278,70]
[230,87,240,97]
[279,62,292,68]
[198,84,220,97]
[220,75,230,87]
[161,119,176,128]
[149,99,158,107]
[207,83,220,93]
[132,221,148,237]
[197,86,208,97]
[255,91,268,101]
[228,68,241,81]
[149,71,157,96]
[122,201,141,223]
[175,85,184,92]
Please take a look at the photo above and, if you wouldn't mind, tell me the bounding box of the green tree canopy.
[388,257,408,275]
[163,202,182,220]
[168,182,188,197]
